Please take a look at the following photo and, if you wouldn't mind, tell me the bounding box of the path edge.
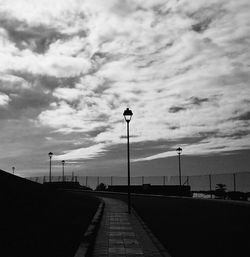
[74,199,105,257]
[131,207,172,257]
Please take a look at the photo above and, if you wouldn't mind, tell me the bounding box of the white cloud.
[38,100,109,134]
[53,87,81,102]
[0,92,10,106]
[47,36,87,57]
[0,52,91,77]
[53,143,106,160]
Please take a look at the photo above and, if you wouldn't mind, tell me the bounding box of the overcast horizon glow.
[0,0,250,177]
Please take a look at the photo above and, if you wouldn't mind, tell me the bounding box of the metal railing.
[26,171,250,192]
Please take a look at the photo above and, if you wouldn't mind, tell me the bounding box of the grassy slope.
[131,195,250,257]
[0,170,100,257]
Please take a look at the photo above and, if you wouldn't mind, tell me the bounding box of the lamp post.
[48,152,53,183]
[62,160,65,182]
[176,147,182,186]
[12,166,15,175]
[123,108,133,214]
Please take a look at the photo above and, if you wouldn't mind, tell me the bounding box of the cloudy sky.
[0,0,250,178]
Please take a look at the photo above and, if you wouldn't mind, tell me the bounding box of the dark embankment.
[131,196,250,257]
[81,191,250,257]
[0,170,100,257]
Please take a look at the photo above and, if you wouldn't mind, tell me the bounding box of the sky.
[0,0,250,178]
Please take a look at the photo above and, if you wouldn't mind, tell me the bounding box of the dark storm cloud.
[86,126,111,138]
[237,111,250,120]
[0,14,68,54]
[0,73,57,120]
[11,72,80,90]
[197,131,219,138]
[0,89,53,120]
[169,106,186,113]
[137,60,157,69]
[120,135,139,139]
[168,97,209,115]
[189,96,209,106]
[169,126,179,130]
[37,75,80,90]
[229,131,250,139]
[10,90,52,110]
[195,130,250,141]
[188,3,224,30]
[192,18,212,33]
[91,52,107,61]
[152,3,172,17]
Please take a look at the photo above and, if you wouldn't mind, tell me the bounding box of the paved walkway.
[92,197,171,257]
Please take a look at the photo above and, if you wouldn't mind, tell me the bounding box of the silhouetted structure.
[48,151,53,182]
[61,160,65,182]
[123,107,133,214]
[176,147,182,186]
[107,184,192,197]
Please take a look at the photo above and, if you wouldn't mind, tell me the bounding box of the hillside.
[0,169,99,257]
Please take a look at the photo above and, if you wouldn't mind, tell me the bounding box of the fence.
[27,171,250,192]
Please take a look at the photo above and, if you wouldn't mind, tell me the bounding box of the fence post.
[233,173,236,192]
[209,174,212,198]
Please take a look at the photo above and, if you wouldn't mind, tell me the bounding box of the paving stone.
[91,197,170,257]
[125,248,143,254]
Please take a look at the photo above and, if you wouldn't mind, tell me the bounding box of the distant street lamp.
[12,166,15,175]
[48,152,53,182]
[176,147,182,186]
[123,108,133,214]
[62,160,65,182]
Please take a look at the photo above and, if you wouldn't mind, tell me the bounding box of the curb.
[74,200,105,257]
[131,207,172,257]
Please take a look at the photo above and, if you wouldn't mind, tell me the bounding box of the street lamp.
[62,160,65,182]
[176,147,182,186]
[48,152,53,183]
[12,166,15,175]
[123,108,133,214]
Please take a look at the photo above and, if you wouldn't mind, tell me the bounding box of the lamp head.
[48,152,53,158]
[123,108,133,122]
[176,147,182,154]
[62,160,65,164]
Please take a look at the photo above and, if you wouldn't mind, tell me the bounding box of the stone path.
[92,197,171,257]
